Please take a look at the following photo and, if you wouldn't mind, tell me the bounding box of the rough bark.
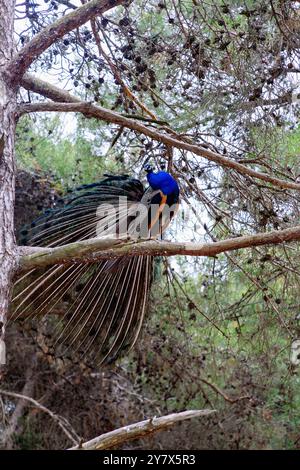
[0,0,18,367]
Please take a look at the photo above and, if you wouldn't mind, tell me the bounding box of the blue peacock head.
[144,163,180,200]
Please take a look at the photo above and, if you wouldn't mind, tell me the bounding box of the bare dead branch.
[7,0,127,83]
[68,409,216,450]
[0,388,80,446]
[17,225,300,272]
[18,85,300,192]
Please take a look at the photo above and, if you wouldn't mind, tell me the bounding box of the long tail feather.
[11,176,153,365]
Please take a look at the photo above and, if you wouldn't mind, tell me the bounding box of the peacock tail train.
[10,171,179,365]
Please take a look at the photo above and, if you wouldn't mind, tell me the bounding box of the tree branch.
[18,81,300,192]
[68,409,216,450]
[199,377,251,404]
[17,225,300,272]
[0,388,80,446]
[7,0,126,83]
[21,74,81,103]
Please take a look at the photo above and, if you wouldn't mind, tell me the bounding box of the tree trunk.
[0,0,17,368]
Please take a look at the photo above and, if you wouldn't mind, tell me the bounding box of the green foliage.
[15,115,118,188]
[15,420,44,450]
[127,251,300,449]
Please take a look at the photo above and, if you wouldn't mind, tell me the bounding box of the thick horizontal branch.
[18,225,300,272]
[18,81,300,192]
[7,0,126,82]
[68,409,216,450]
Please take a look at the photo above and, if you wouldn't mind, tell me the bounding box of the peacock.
[11,165,180,365]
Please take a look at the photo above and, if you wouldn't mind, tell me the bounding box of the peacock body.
[11,167,179,365]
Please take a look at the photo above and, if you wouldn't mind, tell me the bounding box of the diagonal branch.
[6,0,126,83]
[68,409,216,450]
[18,93,300,191]
[17,225,300,272]
[0,388,80,446]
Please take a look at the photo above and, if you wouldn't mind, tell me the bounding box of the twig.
[0,389,80,446]
[200,378,251,404]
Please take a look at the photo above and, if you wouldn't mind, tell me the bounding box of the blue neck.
[146,170,179,197]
